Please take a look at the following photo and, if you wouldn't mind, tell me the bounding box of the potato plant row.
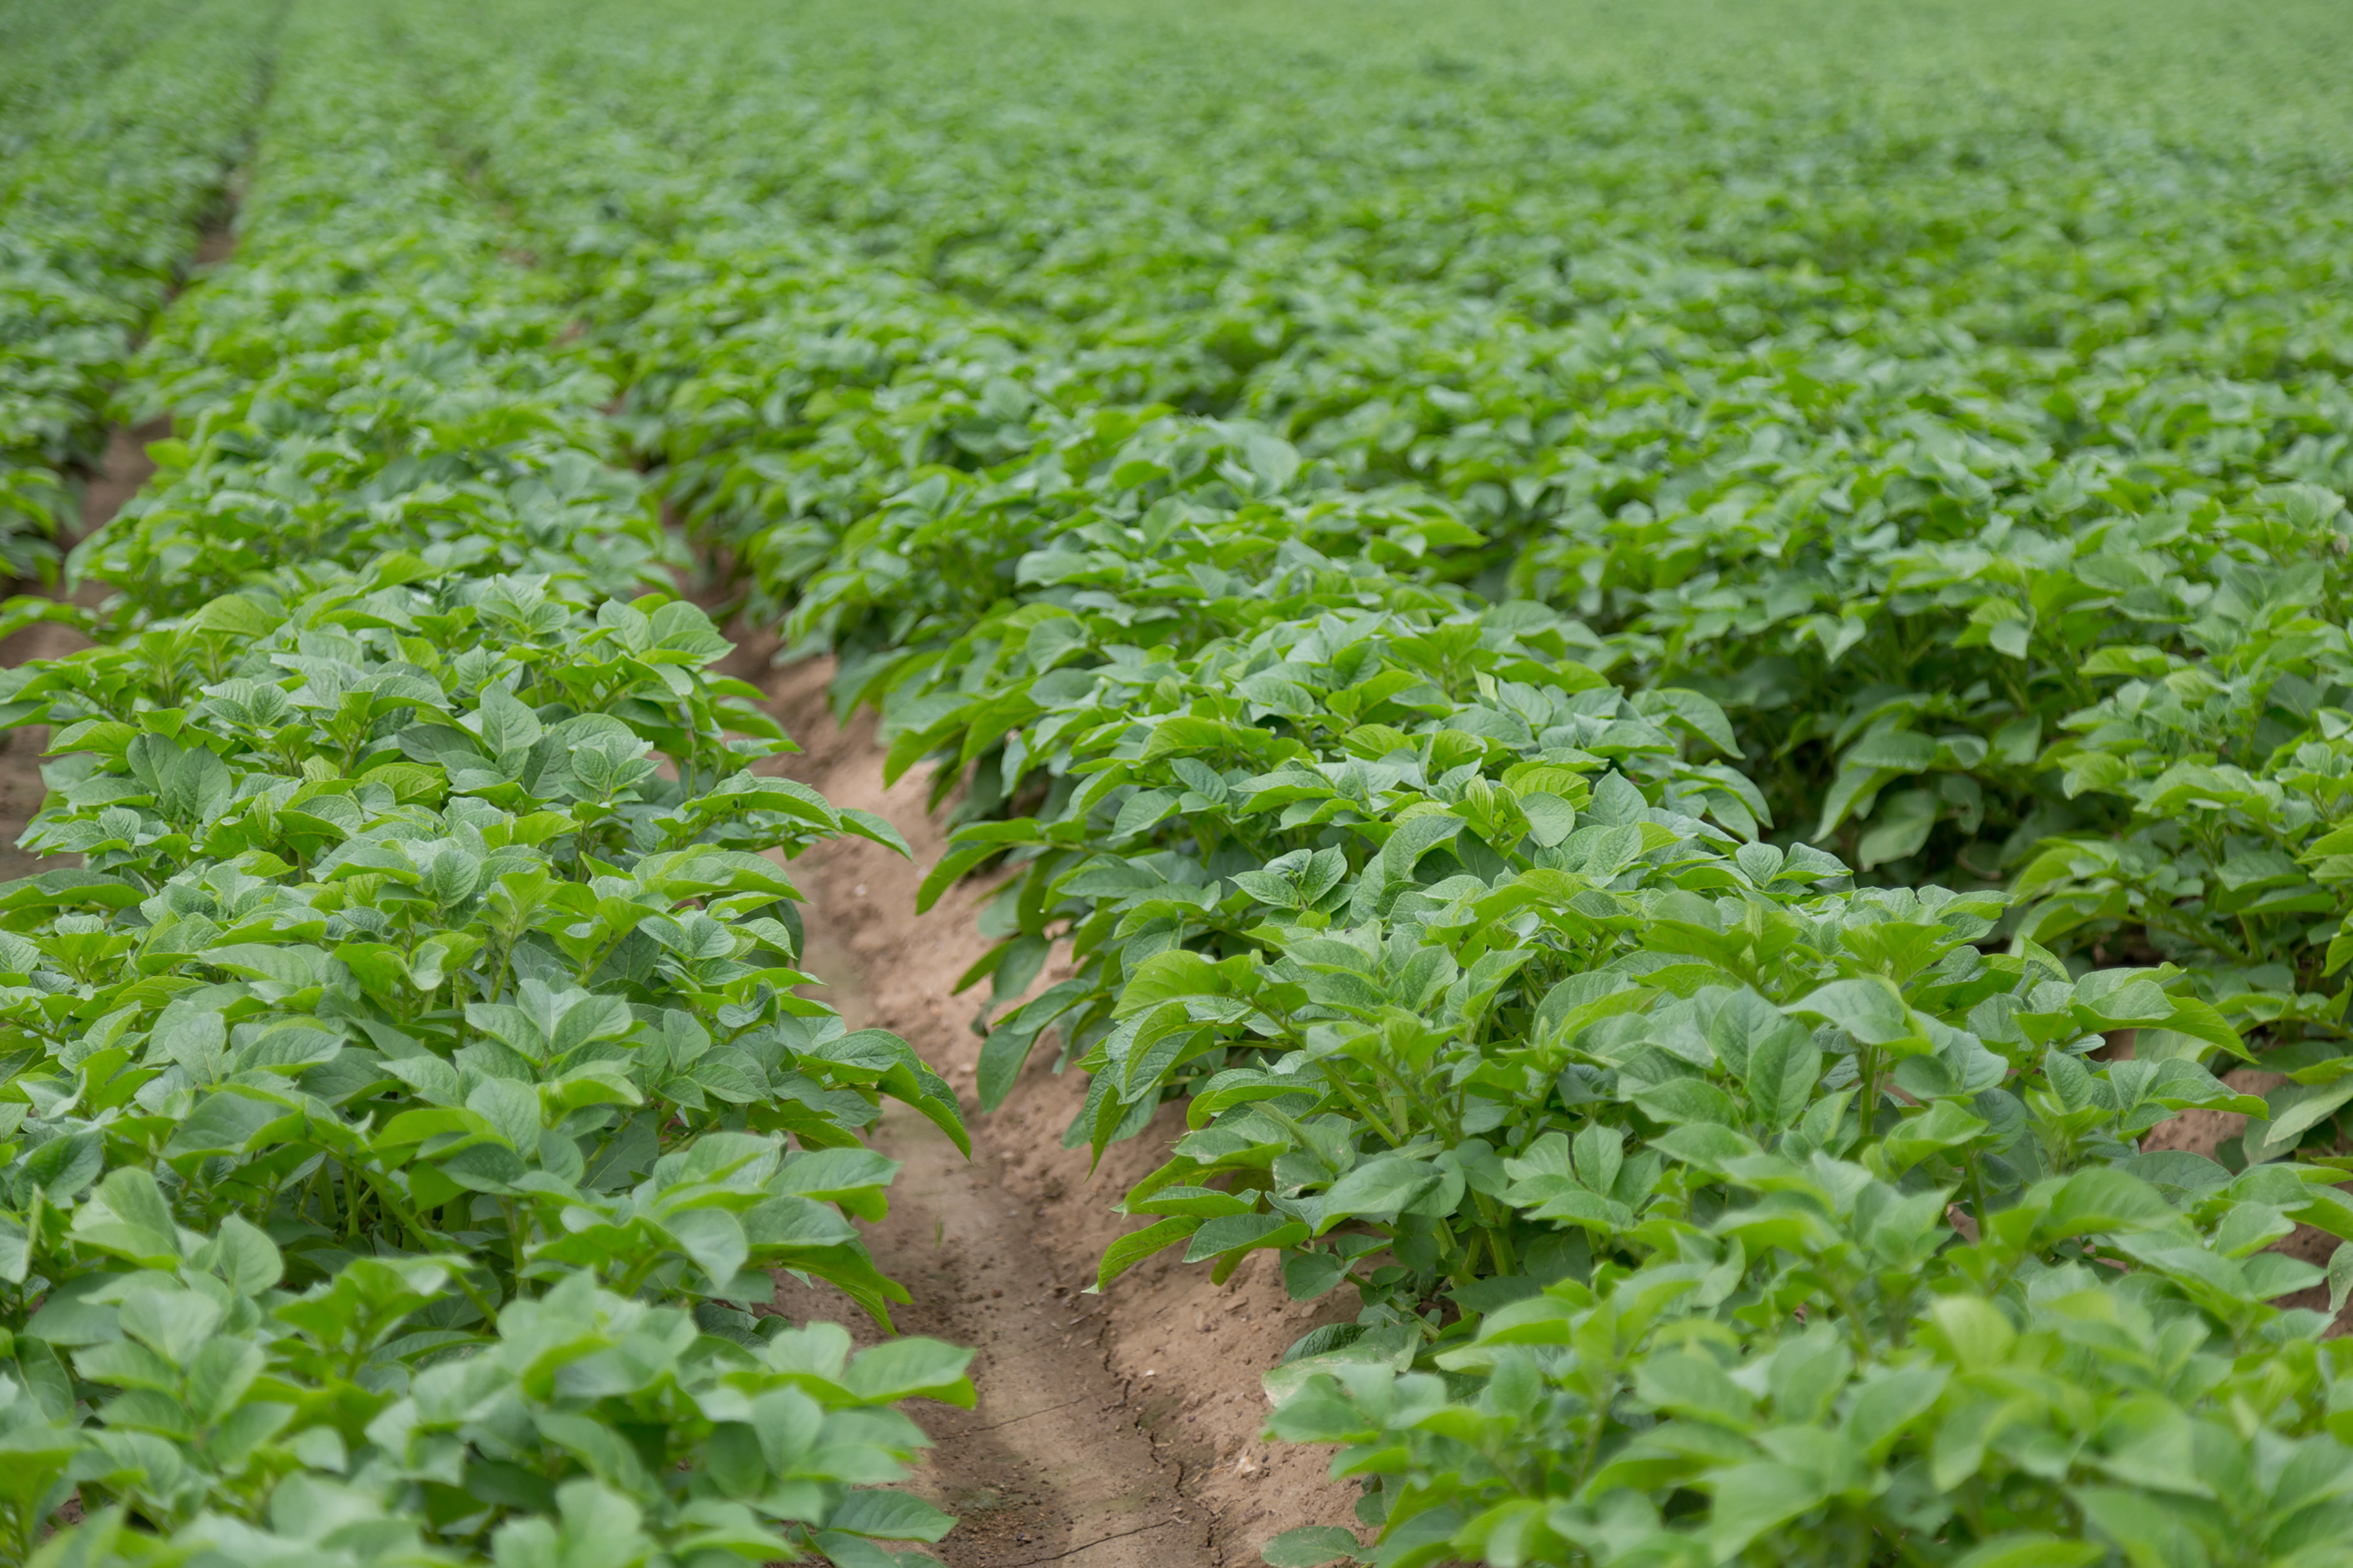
[15,1,2353,1566]
[0,0,279,577]
[469,0,2353,917]
[262,3,2353,1565]
[0,5,972,1565]
[0,0,187,129]
[418,0,2353,1065]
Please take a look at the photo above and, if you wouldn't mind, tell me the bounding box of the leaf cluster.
[0,8,970,1564]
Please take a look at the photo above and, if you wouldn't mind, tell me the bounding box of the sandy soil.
[744,647,1366,1567]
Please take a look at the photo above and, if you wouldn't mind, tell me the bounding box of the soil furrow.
[740,651,1365,1567]
[751,655,1218,1568]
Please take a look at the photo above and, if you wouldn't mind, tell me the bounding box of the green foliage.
[403,0,2353,1052]
[0,0,276,576]
[26,0,2353,1563]
[0,3,969,1562]
[1264,1226,2353,1568]
[306,1,2353,1563]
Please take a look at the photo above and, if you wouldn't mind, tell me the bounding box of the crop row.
[0,5,971,1564]
[0,0,184,128]
[0,0,279,577]
[16,1,2353,1565]
[421,0,2353,1051]
[243,3,2353,1565]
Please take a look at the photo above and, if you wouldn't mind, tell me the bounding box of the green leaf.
[1114,788,1179,840]
[1631,1077,1740,1127]
[825,1488,958,1541]
[1520,791,1578,847]
[1791,977,1923,1049]
[1260,1525,1363,1567]
[2075,1487,2205,1568]
[844,1338,978,1407]
[1950,1538,2105,1568]
[1317,1156,1442,1225]
[1743,1018,1822,1133]
[1707,1462,1827,1557]
[1095,1216,1201,1291]
[1880,1097,1989,1175]
[1856,788,1937,869]
[664,1207,750,1286]
[72,1168,183,1268]
[1114,949,1226,1017]
[1184,1213,1308,1262]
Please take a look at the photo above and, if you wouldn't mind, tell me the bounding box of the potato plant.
[359,6,2353,1565]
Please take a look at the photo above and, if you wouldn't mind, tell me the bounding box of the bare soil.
[742,648,1366,1567]
[77,415,170,535]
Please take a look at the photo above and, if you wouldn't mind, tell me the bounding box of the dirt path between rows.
[737,651,1364,1567]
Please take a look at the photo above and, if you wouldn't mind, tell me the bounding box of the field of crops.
[8,0,2353,1563]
